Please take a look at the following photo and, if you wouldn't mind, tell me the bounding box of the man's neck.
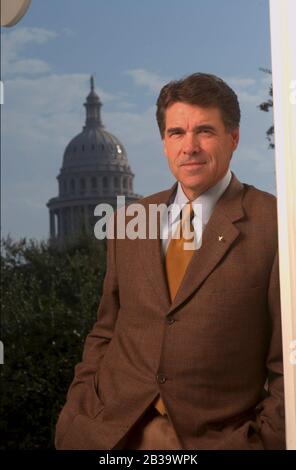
[179,170,232,202]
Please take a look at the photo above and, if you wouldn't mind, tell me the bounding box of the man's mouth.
[181,161,207,167]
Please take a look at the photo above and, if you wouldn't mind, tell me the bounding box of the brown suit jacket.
[55,174,285,450]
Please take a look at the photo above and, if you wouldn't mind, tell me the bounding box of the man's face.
[163,102,240,199]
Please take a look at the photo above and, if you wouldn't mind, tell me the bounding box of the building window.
[114,177,119,189]
[82,144,85,151]
[63,180,67,194]
[80,178,86,193]
[70,179,75,194]
[103,177,109,189]
[91,177,97,189]
[91,144,95,151]
[123,178,127,190]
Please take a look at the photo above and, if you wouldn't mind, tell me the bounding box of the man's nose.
[182,132,201,155]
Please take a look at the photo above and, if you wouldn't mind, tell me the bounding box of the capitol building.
[47,77,141,243]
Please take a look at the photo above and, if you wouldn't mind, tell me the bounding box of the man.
[55,73,285,450]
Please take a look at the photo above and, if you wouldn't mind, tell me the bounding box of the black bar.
[0,450,295,468]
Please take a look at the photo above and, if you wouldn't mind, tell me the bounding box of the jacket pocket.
[90,371,105,418]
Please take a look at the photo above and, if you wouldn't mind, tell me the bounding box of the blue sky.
[1,0,275,241]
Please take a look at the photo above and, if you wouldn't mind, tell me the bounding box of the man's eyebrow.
[194,124,216,132]
[166,127,184,134]
[166,124,217,134]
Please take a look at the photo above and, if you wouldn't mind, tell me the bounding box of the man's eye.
[169,131,182,137]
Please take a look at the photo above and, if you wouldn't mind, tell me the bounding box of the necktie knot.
[181,201,193,218]
[180,202,194,240]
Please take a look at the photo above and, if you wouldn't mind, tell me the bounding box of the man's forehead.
[164,102,222,127]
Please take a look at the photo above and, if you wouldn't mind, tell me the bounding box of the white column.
[269,0,296,450]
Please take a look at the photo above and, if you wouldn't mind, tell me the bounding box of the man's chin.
[179,179,209,198]
[180,175,207,189]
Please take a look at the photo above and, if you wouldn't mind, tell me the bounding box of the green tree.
[258,68,274,149]
[0,235,106,449]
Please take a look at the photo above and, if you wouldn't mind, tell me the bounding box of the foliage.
[0,234,106,449]
[258,68,274,149]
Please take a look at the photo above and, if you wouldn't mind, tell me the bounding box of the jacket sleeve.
[255,251,286,449]
[55,230,119,449]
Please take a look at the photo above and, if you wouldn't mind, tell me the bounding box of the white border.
[269,0,296,450]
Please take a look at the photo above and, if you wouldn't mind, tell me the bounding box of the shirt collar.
[170,169,232,225]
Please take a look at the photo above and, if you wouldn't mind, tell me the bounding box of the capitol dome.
[63,128,129,169]
[47,76,141,243]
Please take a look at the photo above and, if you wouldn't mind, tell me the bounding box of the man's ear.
[230,127,240,151]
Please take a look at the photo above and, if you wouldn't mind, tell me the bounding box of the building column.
[84,205,89,233]
[61,208,66,238]
[50,210,56,238]
[98,176,102,196]
[56,209,61,238]
[70,206,74,234]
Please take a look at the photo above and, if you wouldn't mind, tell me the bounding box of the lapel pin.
[218,235,224,242]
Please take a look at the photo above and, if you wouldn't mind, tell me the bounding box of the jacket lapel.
[136,174,245,314]
[136,183,177,311]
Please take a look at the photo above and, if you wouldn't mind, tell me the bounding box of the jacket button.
[157,373,167,384]
[167,316,175,325]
